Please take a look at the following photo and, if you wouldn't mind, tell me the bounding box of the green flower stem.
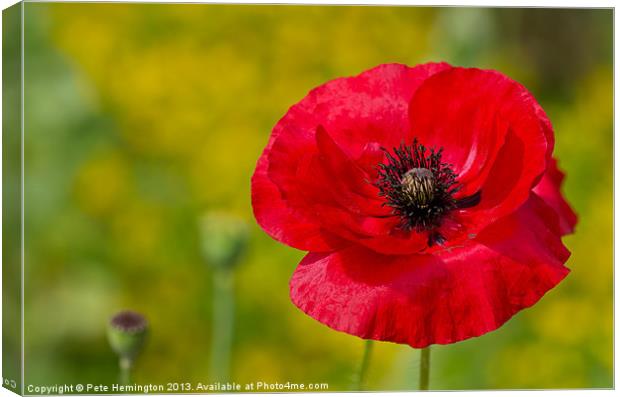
[352,340,374,391]
[119,357,133,385]
[419,347,431,391]
[209,268,234,382]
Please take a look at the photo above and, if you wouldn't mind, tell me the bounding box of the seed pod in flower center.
[401,168,435,208]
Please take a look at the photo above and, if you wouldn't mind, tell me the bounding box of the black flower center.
[374,139,481,246]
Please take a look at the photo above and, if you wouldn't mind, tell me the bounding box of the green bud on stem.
[107,310,148,361]
[199,212,249,269]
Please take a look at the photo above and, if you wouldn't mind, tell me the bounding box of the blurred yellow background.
[15,4,612,390]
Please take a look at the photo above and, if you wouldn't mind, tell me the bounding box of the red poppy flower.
[251,63,577,347]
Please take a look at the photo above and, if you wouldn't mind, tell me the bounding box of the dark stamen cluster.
[375,139,460,234]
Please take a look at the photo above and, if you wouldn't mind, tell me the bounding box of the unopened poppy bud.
[107,310,148,360]
[199,212,249,269]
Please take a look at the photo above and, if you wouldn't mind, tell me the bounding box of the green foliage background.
[18,4,612,390]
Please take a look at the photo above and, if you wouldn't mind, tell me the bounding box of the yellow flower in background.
[73,151,130,217]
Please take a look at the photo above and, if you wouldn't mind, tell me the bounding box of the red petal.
[313,126,387,215]
[299,62,453,158]
[408,67,551,231]
[276,127,394,241]
[252,63,451,251]
[303,129,430,253]
[252,148,347,252]
[533,158,577,235]
[290,195,569,347]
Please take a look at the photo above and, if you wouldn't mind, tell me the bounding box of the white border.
[0,2,616,397]
[4,0,619,6]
